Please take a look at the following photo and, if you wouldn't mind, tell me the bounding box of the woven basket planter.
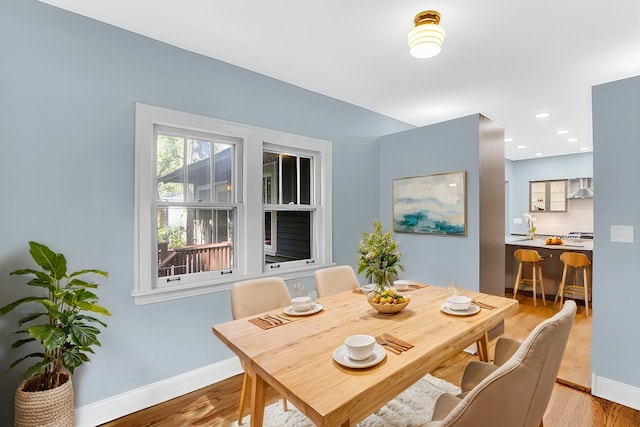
[15,373,74,427]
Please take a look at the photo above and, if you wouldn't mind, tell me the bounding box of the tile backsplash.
[533,198,593,235]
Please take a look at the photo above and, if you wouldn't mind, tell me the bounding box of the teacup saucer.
[283,303,323,316]
[332,343,386,368]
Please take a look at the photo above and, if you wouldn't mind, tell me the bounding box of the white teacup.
[393,279,410,291]
[291,296,312,312]
[344,334,376,361]
[447,295,472,311]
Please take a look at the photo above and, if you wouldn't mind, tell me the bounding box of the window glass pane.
[157,207,234,277]
[186,138,211,202]
[264,211,311,264]
[213,143,233,203]
[264,211,272,247]
[263,151,279,203]
[281,155,297,204]
[300,156,311,205]
[157,134,185,202]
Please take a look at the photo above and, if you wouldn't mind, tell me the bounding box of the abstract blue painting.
[393,171,466,235]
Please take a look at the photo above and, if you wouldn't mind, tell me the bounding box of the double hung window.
[134,103,331,304]
[263,147,315,269]
[155,126,237,279]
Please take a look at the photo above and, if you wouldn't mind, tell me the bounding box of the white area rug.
[236,374,460,426]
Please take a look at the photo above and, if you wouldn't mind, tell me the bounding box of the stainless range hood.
[568,177,593,199]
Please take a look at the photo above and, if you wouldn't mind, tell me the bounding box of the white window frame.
[134,103,332,304]
[263,145,319,271]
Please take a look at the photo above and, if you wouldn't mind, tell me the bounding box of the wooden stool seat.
[554,252,592,316]
[513,248,547,307]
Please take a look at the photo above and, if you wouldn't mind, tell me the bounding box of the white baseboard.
[74,364,640,426]
[75,357,243,427]
[591,373,640,411]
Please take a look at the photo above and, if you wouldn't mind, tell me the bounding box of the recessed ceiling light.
[535,152,544,157]
[535,112,550,118]
[579,147,590,151]
[504,137,514,142]
[516,145,527,149]
[568,137,579,142]
[556,130,569,135]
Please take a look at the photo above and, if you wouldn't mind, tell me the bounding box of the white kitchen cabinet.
[530,179,567,212]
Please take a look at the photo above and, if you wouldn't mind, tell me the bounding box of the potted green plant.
[357,221,405,293]
[0,241,110,426]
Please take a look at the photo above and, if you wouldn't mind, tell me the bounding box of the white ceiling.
[41,0,640,160]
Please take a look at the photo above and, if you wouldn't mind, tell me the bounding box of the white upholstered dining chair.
[423,300,576,427]
[314,265,360,297]
[230,277,291,424]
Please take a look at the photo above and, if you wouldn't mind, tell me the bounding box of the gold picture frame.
[392,171,467,235]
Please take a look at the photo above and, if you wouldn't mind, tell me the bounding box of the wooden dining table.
[212,284,519,427]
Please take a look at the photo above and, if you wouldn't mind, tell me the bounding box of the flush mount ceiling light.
[408,10,445,58]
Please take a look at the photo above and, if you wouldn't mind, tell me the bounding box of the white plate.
[283,302,323,316]
[440,302,480,316]
[332,343,386,368]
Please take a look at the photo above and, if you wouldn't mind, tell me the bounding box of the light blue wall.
[506,153,593,235]
[4,0,638,421]
[378,116,483,291]
[592,75,640,390]
[0,1,412,421]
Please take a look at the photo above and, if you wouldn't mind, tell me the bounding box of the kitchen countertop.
[505,235,593,251]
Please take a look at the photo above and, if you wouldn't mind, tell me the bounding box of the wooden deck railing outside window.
[158,242,232,277]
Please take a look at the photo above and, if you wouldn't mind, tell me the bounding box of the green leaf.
[0,296,49,316]
[77,314,109,328]
[58,310,77,326]
[4,352,45,374]
[68,278,99,289]
[24,359,51,378]
[28,325,67,351]
[76,302,110,316]
[29,241,67,280]
[72,288,100,303]
[40,300,63,319]
[26,271,56,289]
[62,348,89,374]
[17,312,47,326]
[10,337,36,349]
[69,323,101,347]
[69,269,108,279]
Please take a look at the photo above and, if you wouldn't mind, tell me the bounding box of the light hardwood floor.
[101,296,640,427]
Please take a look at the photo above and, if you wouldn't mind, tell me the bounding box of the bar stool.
[512,248,547,307]
[555,252,592,316]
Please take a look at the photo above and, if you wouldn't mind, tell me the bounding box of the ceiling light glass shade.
[408,10,445,59]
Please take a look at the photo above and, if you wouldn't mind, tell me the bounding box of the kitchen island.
[505,235,593,302]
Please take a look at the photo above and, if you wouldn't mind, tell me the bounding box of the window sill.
[132,263,335,305]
